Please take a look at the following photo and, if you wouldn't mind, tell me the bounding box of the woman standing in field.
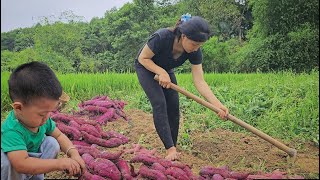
[134,14,229,160]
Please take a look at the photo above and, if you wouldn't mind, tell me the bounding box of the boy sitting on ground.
[1,61,86,180]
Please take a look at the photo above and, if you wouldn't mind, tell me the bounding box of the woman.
[134,15,229,160]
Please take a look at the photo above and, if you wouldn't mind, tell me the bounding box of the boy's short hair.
[8,61,62,104]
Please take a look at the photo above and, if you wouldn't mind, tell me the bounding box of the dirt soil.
[46,109,319,179]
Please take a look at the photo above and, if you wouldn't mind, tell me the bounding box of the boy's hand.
[70,153,86,175]
[58,158,81,177]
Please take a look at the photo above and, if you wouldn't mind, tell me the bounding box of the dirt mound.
[46,109,319,179]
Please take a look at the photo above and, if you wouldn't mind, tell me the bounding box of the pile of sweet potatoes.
[76,95,128,124]
[51,111,129,148]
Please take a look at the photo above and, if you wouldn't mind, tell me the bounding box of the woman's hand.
[216,104,229,120]
[158,72,171,88]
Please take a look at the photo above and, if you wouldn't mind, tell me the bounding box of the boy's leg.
[1,150,23,180]
[28,136,60,180]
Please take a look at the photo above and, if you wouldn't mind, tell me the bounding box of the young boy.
[1,61,86,180]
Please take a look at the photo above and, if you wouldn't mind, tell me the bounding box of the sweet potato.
[183,165,198,180]
[138,165,167,180]
[56,122,82,140]
[76,144,122,160]
[81,105,109,114]
[199,166,229,178]
[228,171,249,179]
[94,158,121,180]
[82,131,125,148]
[69,120,81,129]
[51,113,73,123]
[80,124,101,138]
[159,160,186,169]
[96,108,115,124]
[150,162,166,172]
[79,171,105,180]
[72,140,91,147]
[81,153,95,170]
[212,174,224,180]
[165,167,189,180]
[93,100,114,108]
[116,159,133,180]
[102,131,129,143]
[98,150,123,160]
[130,154,160,165]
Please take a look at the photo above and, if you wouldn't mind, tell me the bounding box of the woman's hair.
[173,15,210,42]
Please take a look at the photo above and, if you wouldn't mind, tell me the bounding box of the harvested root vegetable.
[96,108,115,124]
[72,140,91,147]
[75,145,122,160]
[165,167,189,180]
[151,162,166,172]
[80,105,109,114]
[212,174,224,180]
[102,131,129,143]
[94,158,121,180]
[159,160,186,169]
[130,154,160,165]
[116,159,133,180]
[82,131,124,148]
[138,165,167,180]
[69,120,81,129]
[79,171,105,180]
[183,166,198,180]
[56,122,82,140]
[93,100,114,108]
[80,124,101,138]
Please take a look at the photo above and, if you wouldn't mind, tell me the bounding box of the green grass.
[1,71,319,147]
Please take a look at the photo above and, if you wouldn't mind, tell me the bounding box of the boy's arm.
[50,127,86,173]
[7,150,62,174]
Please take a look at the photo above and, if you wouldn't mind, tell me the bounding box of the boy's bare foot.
[165,147,180,161]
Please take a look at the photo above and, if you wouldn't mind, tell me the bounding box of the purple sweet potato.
[165,167,189,180]
[75,145,100,157]
[228,171,249,179]
[81,105,109,114]
[93,100,114,108]
[82,131,125,148]
[72,140,91,147]
[183,165,198,180]
[96,108,115,124]
[199,166,229,178]
[130,154,160,165]
[80,124,101,138]
[159,160,186,169]
[212,174,224,180]
[98,150,123,160]
[102,131,129,143]
[69,120,81,129]
[151,162,166,172]
[81,153,95,170]
[56,122,82,140]
[94,158,121,180]
[51,113,73,123]
[138,165,167,180]
[116,159,133,180]
[79,171,105,180]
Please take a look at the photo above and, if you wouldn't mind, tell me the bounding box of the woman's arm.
[138,44,171,88]
[191,64,229,119]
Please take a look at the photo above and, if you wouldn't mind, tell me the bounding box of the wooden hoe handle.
[154,75,297,157]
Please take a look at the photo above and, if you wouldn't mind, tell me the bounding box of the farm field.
[1,72,319,179]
